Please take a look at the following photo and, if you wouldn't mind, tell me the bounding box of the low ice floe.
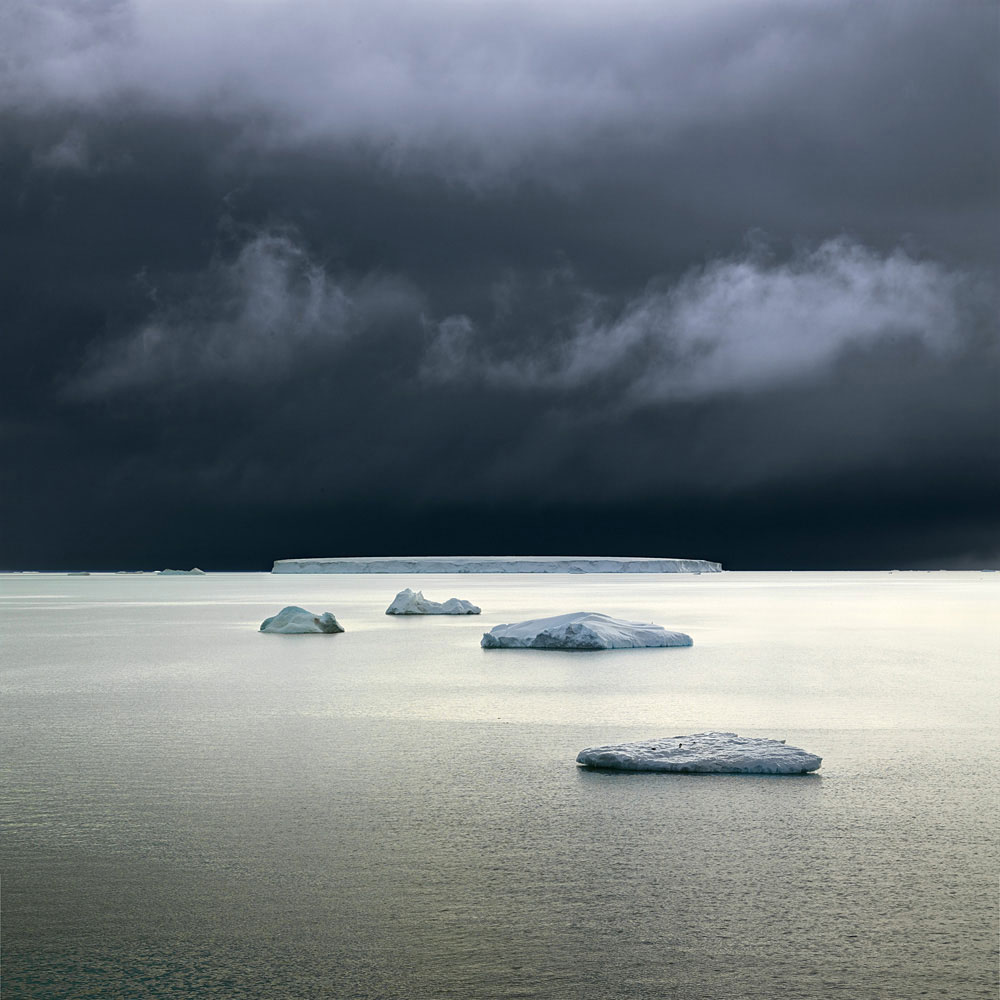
[576,732,821,774]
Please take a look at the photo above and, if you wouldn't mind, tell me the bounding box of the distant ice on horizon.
[386,588,481,615]
[577,732,822,774]
[481,611,693,650]
[157,568,206,575]
[273,556,721,574]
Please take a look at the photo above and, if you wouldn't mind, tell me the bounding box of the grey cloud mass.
[1,0,997,569]
[70,231,422,396]
[423,238,984,401]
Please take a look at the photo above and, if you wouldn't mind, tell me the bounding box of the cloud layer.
[73,231,985,412]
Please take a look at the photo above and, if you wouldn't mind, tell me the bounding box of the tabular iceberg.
[259,606,345,634]
[576,732,822,774]
[272,556,721,574]
[481,611,692,650]
[157,568,206,575]
[386,588,481,615]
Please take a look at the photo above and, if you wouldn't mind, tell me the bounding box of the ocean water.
[1,571,996,999]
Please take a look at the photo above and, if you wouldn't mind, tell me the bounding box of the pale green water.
[1,571,997,998]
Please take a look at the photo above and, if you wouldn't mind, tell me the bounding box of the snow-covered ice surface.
[481,611,692,649]
[157,568,206,575]
[385,588,480,615]
[576,731,822,774]
[273,555,721,573]
[259,606,344,634]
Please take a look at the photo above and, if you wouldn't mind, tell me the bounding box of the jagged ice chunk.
[385,588,481,615]
[259,606,345,634]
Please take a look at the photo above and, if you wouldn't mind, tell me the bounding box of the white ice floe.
[259,606,345,634]
[481,611,692,650]
[157,567,206,575]
[385,588,481,615]
[273,556,721,573]
[576,732,821,774]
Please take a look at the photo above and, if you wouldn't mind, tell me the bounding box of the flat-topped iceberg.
[577,732,821,774]
[273,556,721,574]
[481,611,692,650]
[259,606,345,634]
[386,588,481,615]
[157,567,206,575]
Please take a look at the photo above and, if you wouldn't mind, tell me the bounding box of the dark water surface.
[1,572,997,998]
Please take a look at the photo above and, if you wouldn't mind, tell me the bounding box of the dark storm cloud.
[1,0,997,568]
[6,0,997,202]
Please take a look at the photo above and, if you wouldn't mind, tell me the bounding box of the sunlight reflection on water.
[1,571,997,998]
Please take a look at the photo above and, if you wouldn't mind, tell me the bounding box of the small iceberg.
[577,732,821,774]
[259,606,345,634]
[386,588,481,615]
[481,611,692,650]
[157,568,206,575]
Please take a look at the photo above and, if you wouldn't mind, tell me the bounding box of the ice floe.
[481,611,692,650]
[385,588,481,615]
[157,568,206,575]
[576,732,821,774]
[259,606,345,634]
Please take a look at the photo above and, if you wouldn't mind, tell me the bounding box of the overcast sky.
[2,0,997,569]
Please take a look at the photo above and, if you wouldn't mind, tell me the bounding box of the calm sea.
[1,571,997,999]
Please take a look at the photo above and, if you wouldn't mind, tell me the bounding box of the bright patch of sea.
[1,571,997,999]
